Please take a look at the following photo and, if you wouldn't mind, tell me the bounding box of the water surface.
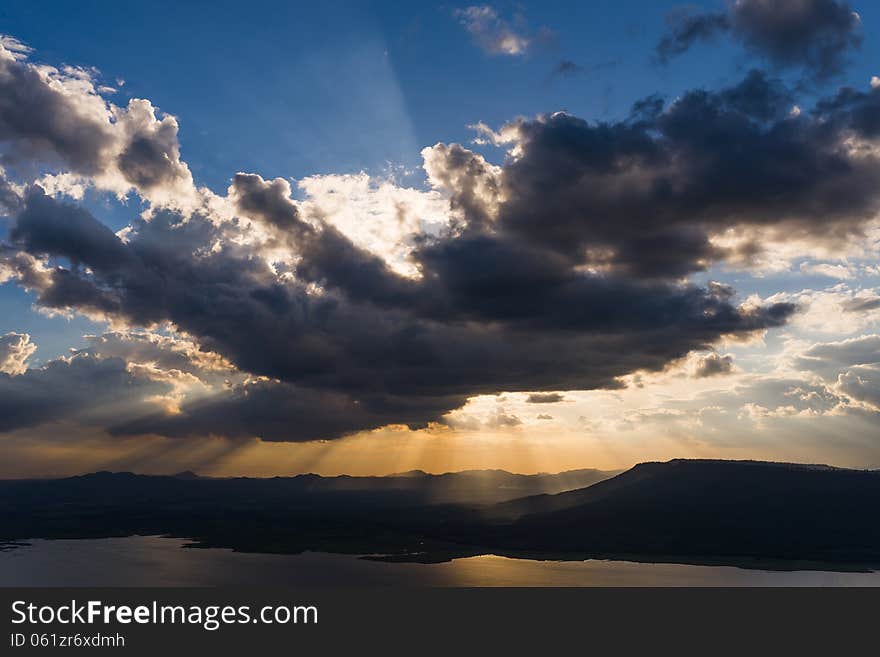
[2,536,879,586]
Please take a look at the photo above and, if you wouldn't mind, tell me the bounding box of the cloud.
[655,9,731,63]
[837,365,880,408]
[526,392,565,404]
[0,332,35,375]
[111,378,462,442]
[0,330,432,442]
[0,41,816,444]
[0,169,23,214]
[0,329,250,434]
[656,0,863,81]
[789,335,880,411]
[455,5,536,56]
[796,334,880,372]
[800,262,855,279]
[297,172,449,276]
[0,353,173,433]
[486,409,522,428]
[77,330,239,386]
[0,180,793,440]
[11,187,131,270]
[765,287,880,334]
[428,71,880,280]
[842,295,880,313]
[694,353,735,378]
[0,36,195,206]
[703,376,848,420]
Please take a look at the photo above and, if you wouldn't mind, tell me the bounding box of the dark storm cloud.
[0,354,171,432]
[694,353,735,378]
[6,47,856,443]
[111,379,464,442]
[230,174,759,339]
[411,234,772,328]
[656,0,862,81]
[11,187,130,270]
[1,178,795,439]
[222,173,795,337]
[731,0,862,80]
[813,84,880,137]
[0,330,420,442]
[717,67,794,119]
[439,71,880,280]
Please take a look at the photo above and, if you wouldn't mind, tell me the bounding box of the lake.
[2,536,879,586]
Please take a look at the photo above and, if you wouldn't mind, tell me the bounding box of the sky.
[1,0,880,477]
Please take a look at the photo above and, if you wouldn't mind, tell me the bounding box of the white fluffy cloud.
[297,172,450,276]
[0,332,35,375]
[758,285,880,335]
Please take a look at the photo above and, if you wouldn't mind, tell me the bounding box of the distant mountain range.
[3,460,879,570]
[0,466,617,506]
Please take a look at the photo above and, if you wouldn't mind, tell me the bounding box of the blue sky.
[2,1,880,476]
[3,0,877,188]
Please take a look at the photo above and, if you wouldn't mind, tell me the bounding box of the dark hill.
[477,459,880,565]
[0,467,617,556]
[2,459,879,569]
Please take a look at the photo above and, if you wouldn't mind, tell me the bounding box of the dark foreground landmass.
[2,459,879,571]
